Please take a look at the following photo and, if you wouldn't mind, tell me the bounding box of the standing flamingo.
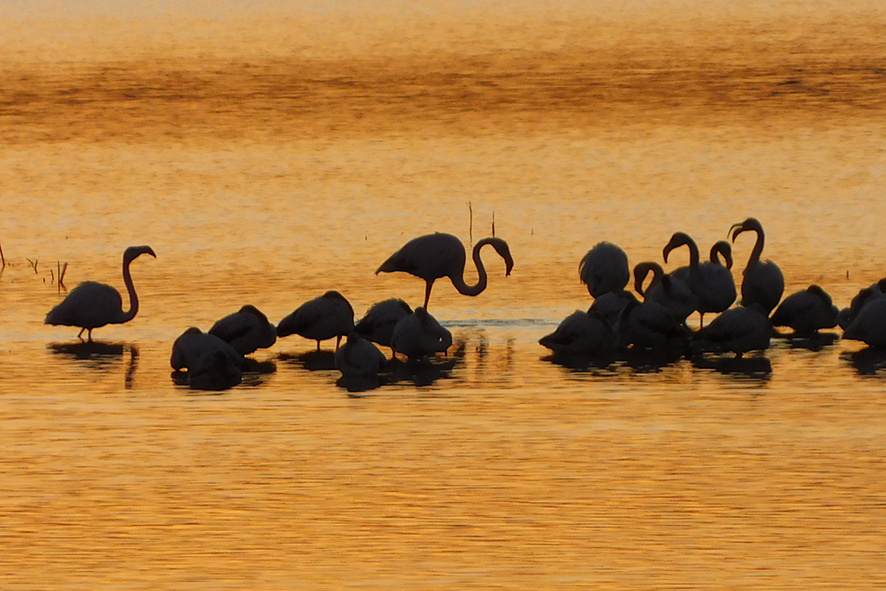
[354,298,413,357]
[729,218,784,315]
[277,290,355,351]
[633,261,697,325]
[771,285,840,335]
[376,232,514,310]
[44,245,156,341]
[663,232,736,328]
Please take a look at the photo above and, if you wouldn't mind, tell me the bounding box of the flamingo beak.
[729,223,744,242]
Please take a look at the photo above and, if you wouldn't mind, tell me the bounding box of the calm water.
[2,2,886,588]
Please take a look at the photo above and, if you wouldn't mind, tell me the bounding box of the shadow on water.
[48,341,140,389]
[841,346,886,376]
[541,348,686,376]
[384,356,459,388]
[691,352,772,382]
[774,331,840,352]
[278,350,337,371]
[171,358,276,393]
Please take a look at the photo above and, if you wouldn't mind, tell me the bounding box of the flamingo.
[539,310,618,356]
[663,232,736,328]
[843,297,886,349]
[376,232,514,310]
[617,296,692,351]
[729,218,784,314]
[633,261,697,325]
[277,290,354,351]
[588,290,637,329]
[170,327,245,390]
[208,305,277,355]
[390,307,452,360]
[838,279,886,329]
[354,298,413,356]
[771,285,840,335]
[44,245,156,341]
[579,241,630,298]
[693,303,772,357]
[335,333,388,378]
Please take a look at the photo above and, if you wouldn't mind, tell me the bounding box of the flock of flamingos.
[39,217,886,391]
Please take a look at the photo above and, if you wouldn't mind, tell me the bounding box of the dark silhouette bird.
[335,332,388,391]
[277,290,354,351]
[633,261,697,325]
[539,310,618,356]
[617,296,692,351]
[208,304,277,355]
[390,307,452,360]
[170,327,246,390]
[588,289,638,328]
[376,232,514,310]
[730,218,784,314]
[693,303,772,358]
[838,279,886,330]
[170,327,246,372]
[44,245,156,341]
[663,232,736,328]
[843,297,886,349]
[354,298,413,356]
[579,241,630,298]
[771,285,840,335]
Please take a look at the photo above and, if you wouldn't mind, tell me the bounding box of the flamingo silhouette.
[579,241,630,298]
[208,305,277,355]
[771,285,839,335]
[539,310,618,356]
[376,232,514,310]
[354,298,413,357]
[633,261,697,325]
[730,218,784,314]
[277,290,354,351]
[390,307,453,360]
[693,303,772,358]
[663,232,736,328]
[44,245,156,341]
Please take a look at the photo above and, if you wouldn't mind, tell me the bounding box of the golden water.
[1,2,886,588]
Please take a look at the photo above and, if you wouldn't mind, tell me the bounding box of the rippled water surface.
[1,2,886,588]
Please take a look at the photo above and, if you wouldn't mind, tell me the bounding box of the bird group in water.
[43,232,514,392]
[41,218,885,391]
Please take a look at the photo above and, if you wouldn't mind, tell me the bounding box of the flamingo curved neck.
[450,239,491,297]
[120,256,139,323]
[747,229,765,268]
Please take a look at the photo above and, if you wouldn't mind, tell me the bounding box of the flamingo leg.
[78,328,86,341]
[316,340,321,352]
[87,328,93,342]
[423,280,433,310]
[335,335,342,351]
[699,312,705,330]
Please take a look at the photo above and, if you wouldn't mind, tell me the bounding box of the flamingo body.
[694,304,772,357]
[579,241,630,298]
[209,305,277,355]
[390,307,452,360]
[335,332,388,377]
[539,310,618,355]
[843,298,886,348]
[354,298,413,351]
[277,290,354,351]
[170,327,247,372]
[771,285,839,335]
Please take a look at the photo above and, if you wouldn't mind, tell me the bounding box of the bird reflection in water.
[842,347,886,376]
[777,331,840,352]
[278,350,338,372]
[691,352,772,381]
[48,341,140,389]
